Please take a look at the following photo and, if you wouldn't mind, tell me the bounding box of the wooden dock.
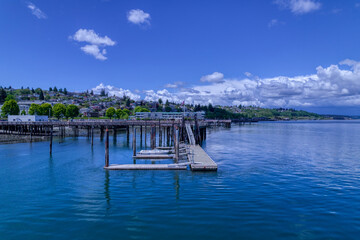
[104,164,187,170]
[189,145,218,171]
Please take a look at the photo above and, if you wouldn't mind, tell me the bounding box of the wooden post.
[91,126,94,146]
[113,128,117,143]
[140,125,143,146]
[30,125,33,142]
[50,126,53,155]
[144,125,147,146]
[175,126,179,163]
[151,125,156,149]
[133,127,136,156]
[105,128,109,167]
[159,125,162,147]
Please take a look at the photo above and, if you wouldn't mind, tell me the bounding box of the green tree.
[1,100,20,117]
[39,90,44,100]
[115,109,123,119]
[123,108,131,116]
[40,103,52,116]
[165,106,172,112]
[28,104,41,115]
[126,98,130,107]
[66,104,79,119]
[63,88,68,95]
[49,87,53,91]
[0,88,7,102]
[35,88,42,94]
[53,86,58,92]
[134,106,150,113]
[106,107,116,119]
[121,113,129,120]
[21,110,26,115]
[53,103,66,119]
[5,95,15,101]
[100,89,106,96]
[158,98,163,105]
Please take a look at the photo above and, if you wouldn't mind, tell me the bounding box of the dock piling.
[133,127,136,157]
[105,129,109,167]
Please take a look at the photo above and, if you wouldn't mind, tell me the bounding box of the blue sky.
[1,0,360,114]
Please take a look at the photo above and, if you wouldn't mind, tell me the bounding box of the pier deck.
[189,145,218,171]
[104,164,187,170]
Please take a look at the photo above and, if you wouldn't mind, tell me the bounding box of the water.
[1,121,360,239]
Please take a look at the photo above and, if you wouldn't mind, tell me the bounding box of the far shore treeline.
[0,86,351,121]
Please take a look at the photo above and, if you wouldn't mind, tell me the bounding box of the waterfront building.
[8,115,48,122]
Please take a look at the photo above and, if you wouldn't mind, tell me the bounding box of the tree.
[165,106,172,112]
[158,98,163,105]
[100,88,106,96]
[28,104,41,115]
[134,106,150,113]
[106,107,116,119]
[90,90,94,95]
[115,109,123,119]
[0,88,7,102]
[5,95,15,101]
[49,87,53,91]
[126,98,131,107]
[122,108,130,116]
[121,113,129,120]
[165,99,170,106]
[21,110,26,115]
[59,88,63,93]
[1,100,20,117]
[64,88,68,95]
[31,88,35,93]
[66,104,79,119]
[35,88,42,94]
[39,90,44,100]
[53,103,66,119]
[40,103,52,116]
[53,86,58,92]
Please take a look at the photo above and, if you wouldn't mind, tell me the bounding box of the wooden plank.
[104,164,187,170]
[189,145,217,171]
[185,123,196,145]
[133,154,174,159]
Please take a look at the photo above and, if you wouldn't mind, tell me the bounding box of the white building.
[132,111,205,120]
[8,115,48,122]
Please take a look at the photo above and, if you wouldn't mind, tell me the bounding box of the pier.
[0,119,230,171]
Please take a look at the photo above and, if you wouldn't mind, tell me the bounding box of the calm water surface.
[1,121,360,239]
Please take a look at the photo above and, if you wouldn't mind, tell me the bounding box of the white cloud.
[140,60,360,107]
[268,19,279,28]
[164,81,184,88]
[268,19,285,28]
[71,29,115,46]
[200,72,225,83]
[70,29,115,60]
[90,60,360,108]
[80,45,107,60]
[127,9,151,25]
[92,83,141,100]
[27,2,47,19]
[244,72,252,77]
[274,0,321,15]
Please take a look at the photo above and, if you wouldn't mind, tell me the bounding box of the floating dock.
[189,145,218,171]
[104,164,187,170]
